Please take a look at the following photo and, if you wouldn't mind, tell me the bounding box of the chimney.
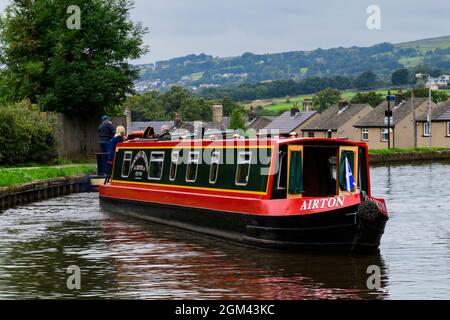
[303,99,313,112]
[124,108,132,132]
[290,104,300,117]
[212,104,223,128]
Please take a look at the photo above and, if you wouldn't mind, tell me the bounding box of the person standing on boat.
[105,126,126,183]
[158,125,172,141]
[98,115,115,175]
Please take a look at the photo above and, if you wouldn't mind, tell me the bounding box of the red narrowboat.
[99,135,388,252]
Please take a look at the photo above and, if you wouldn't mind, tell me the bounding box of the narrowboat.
[99,135,388,252]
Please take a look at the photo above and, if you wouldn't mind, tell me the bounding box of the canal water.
[0,162,448,300]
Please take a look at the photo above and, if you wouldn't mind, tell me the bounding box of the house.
[246,116,275,131]
[354,97,436,149]
[301,102,373,140]
[262,108,318,136]
[430,75,450,89]
[416,99,450,148]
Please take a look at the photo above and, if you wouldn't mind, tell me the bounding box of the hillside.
[135,36,450,92]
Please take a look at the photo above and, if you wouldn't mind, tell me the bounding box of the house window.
[186,151,200,183]
[169,150,181,181]
[423,122,431,137]
[362,129,369,141]
[307,132,315,138]
[235,151,252,186]
[148,152,165,180]
[121,151,133,178]
[447,122,450,137]
[209,151,220,184]
[380,129,389,142]
[277,151,287,190]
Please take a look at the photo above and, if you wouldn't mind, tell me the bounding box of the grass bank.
[369,147,450,155]
[0,165,96,188]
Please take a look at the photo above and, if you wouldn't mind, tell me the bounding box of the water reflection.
[0,161,449,299]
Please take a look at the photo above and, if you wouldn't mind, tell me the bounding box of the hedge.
[0,100,57,165]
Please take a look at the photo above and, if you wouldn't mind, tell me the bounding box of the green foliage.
[201,76,355,102]
[404,89,449,104]
[0,100,57,165]
[391,69,410,85]
[125,86,218,122]
[0,0,148,116]
[0,165,95,187]
[354,71,377,89]
[230,106,246,130]
[350,92,385,107]
[312,88,342,113]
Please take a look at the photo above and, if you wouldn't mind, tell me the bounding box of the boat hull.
[99,196,387,252]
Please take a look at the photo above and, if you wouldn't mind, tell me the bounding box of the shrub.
[0,100,57,165]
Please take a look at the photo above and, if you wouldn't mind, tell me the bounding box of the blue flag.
[345,157,356,192]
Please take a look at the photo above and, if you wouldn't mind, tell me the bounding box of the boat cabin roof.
[122,137,368,149]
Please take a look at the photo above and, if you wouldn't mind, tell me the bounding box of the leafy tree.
[179,97,212,121]
[230,105,246,130]
[0,0,148,116]
[221,96,238,116]
[404,89,449,104]
[124,91,166,121]
[354,71,377,89]
[350,92,384,107]
[161,86,193,117]
[312,88,342,112]
[391,69,410,85]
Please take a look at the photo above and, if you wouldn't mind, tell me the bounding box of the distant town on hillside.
[134,36,450,93]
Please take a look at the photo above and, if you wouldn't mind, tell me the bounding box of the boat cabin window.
[148,152,165,180]
[277,151,287,190]
[121,151,133,178]
[169,150,181,181]
[209,151,220,184]
[186,151,200,183]
[235,151,251,186]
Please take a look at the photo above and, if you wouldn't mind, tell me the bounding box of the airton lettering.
[300,197,345,211]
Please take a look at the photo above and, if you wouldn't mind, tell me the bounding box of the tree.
[405,89,449,104]
[391,69,410,86]
[0,0,148,116]
[350,92,384,107]
[124,91,166,121]
[312,88,342,112]
[179,97,212,121]
[221,96,238,116]
[230,105,246,130]
[354,71,377,89]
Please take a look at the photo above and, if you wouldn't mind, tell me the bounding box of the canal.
[0,162,449,299]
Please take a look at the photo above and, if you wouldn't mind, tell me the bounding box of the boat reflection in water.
[100,213,388,300]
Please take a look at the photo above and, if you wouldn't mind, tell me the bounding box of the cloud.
[0,0,449,63]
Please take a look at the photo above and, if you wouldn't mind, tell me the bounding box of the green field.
[0,165,96,188]
[396,36,450,52]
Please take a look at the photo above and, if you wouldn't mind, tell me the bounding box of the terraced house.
[354,97,435,149]
[416,99,450,148]
[263,108,318,136]
[301,102,373,140]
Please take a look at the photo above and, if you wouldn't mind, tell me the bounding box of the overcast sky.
[0,0,449,63]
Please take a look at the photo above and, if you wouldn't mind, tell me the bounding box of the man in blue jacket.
[98,115,115,175]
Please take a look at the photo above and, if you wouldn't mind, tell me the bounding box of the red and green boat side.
[100,137,388,252]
